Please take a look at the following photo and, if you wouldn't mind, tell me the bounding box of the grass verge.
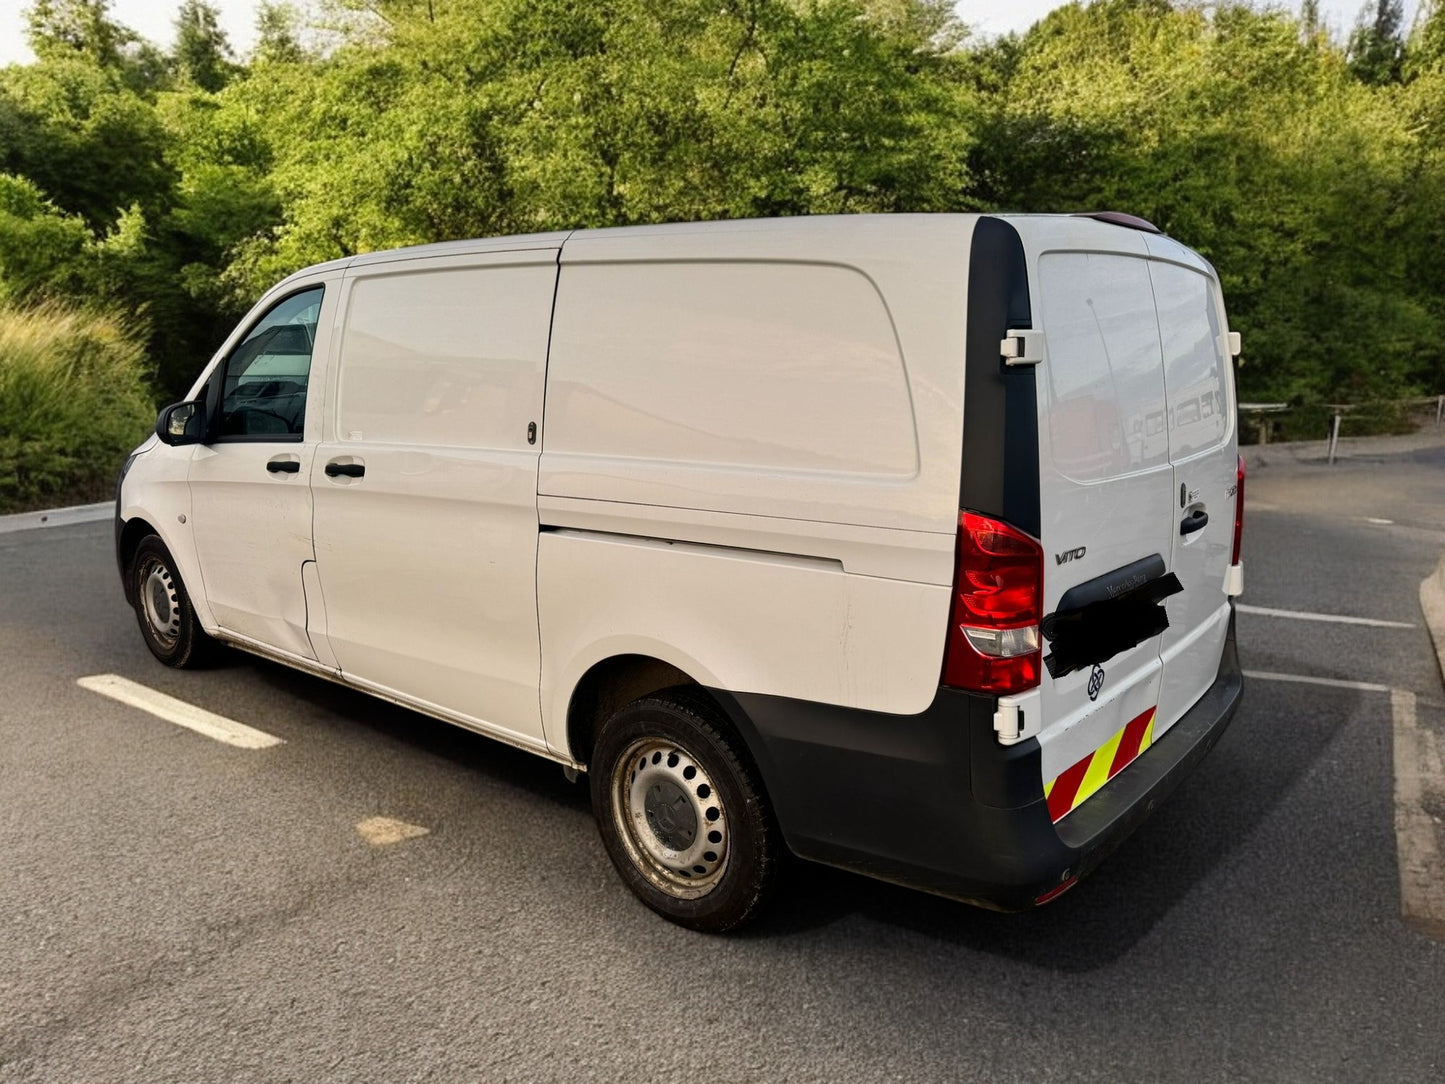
[0,302,156,514]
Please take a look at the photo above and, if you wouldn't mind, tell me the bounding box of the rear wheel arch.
[565,654,698,768]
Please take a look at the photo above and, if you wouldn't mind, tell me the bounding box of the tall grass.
[0,302,156,514]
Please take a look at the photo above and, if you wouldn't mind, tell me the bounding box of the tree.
[1300,0,1323,43]
[0,60,174,230]
[1347,0,1406,84]
[24,0,133,68]
[253,2,305,65]
[173,1,236,92]
[1407,0,1445,75]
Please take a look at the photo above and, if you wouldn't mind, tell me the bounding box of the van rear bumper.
[716,608,1243,910]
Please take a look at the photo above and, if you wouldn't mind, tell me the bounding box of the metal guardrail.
[1238,395,1445,460]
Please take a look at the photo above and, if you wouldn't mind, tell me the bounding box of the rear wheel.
[590,690,779,933]
[130,535,215,669]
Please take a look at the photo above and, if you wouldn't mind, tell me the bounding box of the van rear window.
[1038,253,1169,482]
[1149,262,1230,459]
[545,261,917,477]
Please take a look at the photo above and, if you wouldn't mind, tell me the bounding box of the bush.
[0,302,156,514]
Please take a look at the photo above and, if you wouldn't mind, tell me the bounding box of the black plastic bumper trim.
[710,608,1243,910]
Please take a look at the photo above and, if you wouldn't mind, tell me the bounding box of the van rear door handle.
[266,458,300,474]
[1180,509,1209,536]
[325,461,365,478]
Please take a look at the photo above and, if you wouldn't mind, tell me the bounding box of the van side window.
[216,287,324,441]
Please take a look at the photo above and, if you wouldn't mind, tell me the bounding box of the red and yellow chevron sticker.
[1045,706,1157,823]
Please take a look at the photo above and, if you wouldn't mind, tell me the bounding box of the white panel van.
[116,214,1245,931]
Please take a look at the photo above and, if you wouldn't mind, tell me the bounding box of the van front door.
[189,283,332,660]
[308,251,558,748]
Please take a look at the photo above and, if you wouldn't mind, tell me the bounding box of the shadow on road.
[213,645,1360,971]
[744,667,1362,969]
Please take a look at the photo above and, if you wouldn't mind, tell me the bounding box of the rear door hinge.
[993,694,1040,745]
[1001,329,1044,367]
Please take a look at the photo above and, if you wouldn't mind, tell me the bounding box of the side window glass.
[217,287,324,440]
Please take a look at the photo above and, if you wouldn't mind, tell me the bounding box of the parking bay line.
[1236,604,1416,630]
[1243,669,1445,940]
[77,674,283,750]
[1242,670,1392,694]
[1390,689,1445,940]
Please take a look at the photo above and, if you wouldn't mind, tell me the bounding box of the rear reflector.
[1232,454,1246,566]
[942,512,1043,696]
[1034,877,1078,906]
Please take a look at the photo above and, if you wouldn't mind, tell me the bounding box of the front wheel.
[129,535,216,669]
[590,690,780,933]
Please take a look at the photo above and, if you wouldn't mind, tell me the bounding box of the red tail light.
[1232,454,1245,565]
[942,512,1043,695]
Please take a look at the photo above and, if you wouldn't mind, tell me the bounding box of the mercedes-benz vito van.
[116,213,1245,931]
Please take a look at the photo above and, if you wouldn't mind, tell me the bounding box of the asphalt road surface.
[2,431,1444,1083]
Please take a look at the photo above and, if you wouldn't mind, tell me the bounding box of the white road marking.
[1391,689,1445,941]
[1242,670,1392,694]
[356,816,430,846]
[1244,671,1445,940]
[1366,517,1395,525]
[1236,604,1415,630]
[77,674,283,750]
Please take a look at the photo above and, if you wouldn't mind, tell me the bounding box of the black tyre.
[590,689,779,933]
[129,535,216,669]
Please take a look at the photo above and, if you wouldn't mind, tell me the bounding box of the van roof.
[272,213,1186,289]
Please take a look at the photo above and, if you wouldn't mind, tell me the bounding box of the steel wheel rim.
[141,560,181,646]
[611,737,729,899]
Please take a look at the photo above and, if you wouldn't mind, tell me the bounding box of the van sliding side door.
[307,249,560,747]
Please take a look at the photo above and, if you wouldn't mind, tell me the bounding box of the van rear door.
[1031,233,1176,824]
[1145,244,1237,736]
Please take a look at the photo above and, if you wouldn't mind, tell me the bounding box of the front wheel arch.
[117,516,162,606]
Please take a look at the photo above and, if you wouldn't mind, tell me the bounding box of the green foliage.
[173,0,236,91]
[24,0,135,69]
[0,174,94,302]
[0,59,173,230]
[1347,0,1406,84]
[966,0,1445,402]
[0,301,156,513]
[252,2,306,65]
[0,0,1441,410]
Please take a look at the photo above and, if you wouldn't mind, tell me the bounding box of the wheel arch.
[565,654,698,769]
[117,515,163,605]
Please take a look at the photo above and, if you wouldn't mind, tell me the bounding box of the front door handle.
[266,458,300,474]
[1180,509,1209,536]
[325,461,365,478]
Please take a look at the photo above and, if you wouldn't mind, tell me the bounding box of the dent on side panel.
[300,560,338,670]
[536,530,952,759]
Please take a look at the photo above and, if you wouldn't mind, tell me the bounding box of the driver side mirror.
[155,400,205,446]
